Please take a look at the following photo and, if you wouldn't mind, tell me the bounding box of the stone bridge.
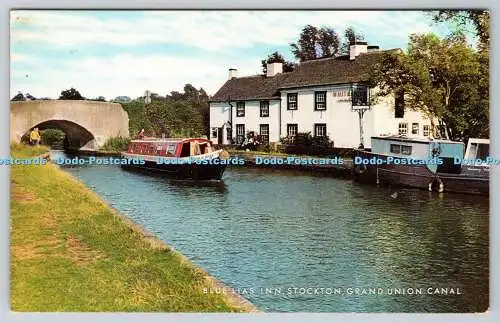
[10,100,129,151]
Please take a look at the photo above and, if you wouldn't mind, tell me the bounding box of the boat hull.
[121,159,227,180]
[353,150,489,196]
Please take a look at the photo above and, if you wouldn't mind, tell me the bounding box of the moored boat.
[121,137,229,180]
[353,135,490,195]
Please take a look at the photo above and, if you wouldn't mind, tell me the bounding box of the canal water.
[53,152,489,312]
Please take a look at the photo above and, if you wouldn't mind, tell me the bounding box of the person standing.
[29,128,41,146]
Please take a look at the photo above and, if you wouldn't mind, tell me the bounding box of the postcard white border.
[1,1,498,322]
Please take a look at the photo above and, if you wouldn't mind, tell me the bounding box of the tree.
[123,84,210,138]
[341,26,365,54]
[11,92,25,101]
[369,33,488,141]
[290,25,341,61]
[261,51,295,74]
[25,93,37,100]
[433,10,489,50]
[59,87,85,100]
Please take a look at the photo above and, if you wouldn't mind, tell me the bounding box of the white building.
[209,42,435,148]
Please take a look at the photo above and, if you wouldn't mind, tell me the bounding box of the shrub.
[283,132,334,156]
[100,136,130,152]
[40,129,65,148]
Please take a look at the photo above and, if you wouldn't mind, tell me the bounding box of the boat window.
[477,144,489,160]
[390,144,401,154]
[149,144,155,154]
[166,144,176,156]
[180,143,190,157]
[190,141,201,156]
[401,145,412,155]
[469,143,489,160]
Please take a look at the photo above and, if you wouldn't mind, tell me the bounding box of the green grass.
[99,136,130,153]
[10,144,252,312]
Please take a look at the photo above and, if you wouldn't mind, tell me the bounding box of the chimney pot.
[266,62,283,77]
[228,68,238,80]
[349,41,368,60]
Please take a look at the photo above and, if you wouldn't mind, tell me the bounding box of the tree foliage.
[341,26,365,55]
[290,25,341,61]
[290,25,367,61]
[11,92,26,101]
[261,51,296,74]
[122,84,209,139]
[59,88,85,100]
[369,33,488,141]
[89,96,106,102]
[433,10,489,51]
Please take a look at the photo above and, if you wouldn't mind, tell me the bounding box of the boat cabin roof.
[371,135,462,145]
[130,137,212,145]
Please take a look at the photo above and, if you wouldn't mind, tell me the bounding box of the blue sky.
[10,10,458,100]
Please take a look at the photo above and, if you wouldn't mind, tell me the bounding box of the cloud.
[10,11,433,51]
[10,10,442,99]
[10,53,260,99]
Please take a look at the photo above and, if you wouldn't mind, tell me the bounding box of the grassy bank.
[10,144,254,312]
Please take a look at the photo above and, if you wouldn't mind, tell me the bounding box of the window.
[226,127,232,142]
[395,90,405,118]
[390,144,412,155]
[287,93,298,110]
[423,125,430,136]
[390,144,401,154]
[236,102,245,117]
[315,91,327,110]
[401,145,412,155]
[260,100,269,117]
[260,124,269,144]
[211,128,217,138]
[314,123,327,137]
[351,85,369,106]
[412,123,419,135]
[236,124,245,144]
[398,122,408,135]
[167,144,177,156]
[287,124,298,138]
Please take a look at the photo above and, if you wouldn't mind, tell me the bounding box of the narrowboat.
[353,136,490,195]
[121,137,229,180]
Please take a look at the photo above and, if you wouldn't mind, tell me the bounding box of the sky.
[10,10,457,100]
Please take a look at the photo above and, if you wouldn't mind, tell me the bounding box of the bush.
[283,132,335,156]
[40,129,65,148]
[100,136,130,152]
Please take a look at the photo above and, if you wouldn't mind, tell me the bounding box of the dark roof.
[210,73,286,102]
[278,49,398,89]
[210,49,399,102]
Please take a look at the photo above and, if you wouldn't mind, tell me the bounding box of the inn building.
[209,42,434,148]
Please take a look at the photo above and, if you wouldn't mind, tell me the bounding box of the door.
[217,128,223,145]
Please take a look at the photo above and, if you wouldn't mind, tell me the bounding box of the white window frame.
[423,125,430,136]
[314,91,327,111]
[287,93,298,110]
[398,122,408,135]
[314,123,327,137]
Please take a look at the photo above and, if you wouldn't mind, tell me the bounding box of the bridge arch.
[10,100,129,151]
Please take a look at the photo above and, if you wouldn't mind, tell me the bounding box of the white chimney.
[228,68,238,80]
[266,62,283,77]
[349,41,368,60]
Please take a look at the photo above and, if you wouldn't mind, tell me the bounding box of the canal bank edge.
[51,159,259,313]
[101,198,259,313]
[11,147,258,313]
